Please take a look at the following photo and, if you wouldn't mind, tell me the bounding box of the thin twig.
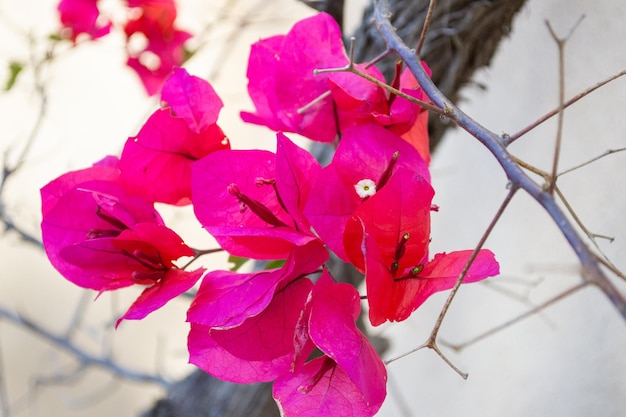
[504,70,625,145]
[443,281,588,352]
[416,0,436,57]
[559,147,626,176]
[430,189,516,338]
[427,188,516,378]
[63,292,92,339]
[554,186,624,280]
[384,341,427,367]
[182,247,223,269]
[386,189,517,378]
[314,37,445,115]
[0,307,171,388]
[544,20,568,194]
[0,33,53,249]
[511,155,624,280]
[373,0,626,320]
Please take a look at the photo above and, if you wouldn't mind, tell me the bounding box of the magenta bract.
[304,124,430,263]
[192,134,322,259]
[120,69,228,206]
[273,270,387,417]
[241,13,348,142]
[242,11,432,150]
[161,68,224,133]
[124,0,191,95]
[187,241,328,329]
[188,277,315,383]
[41,159,202,323]
[57,0,111,42]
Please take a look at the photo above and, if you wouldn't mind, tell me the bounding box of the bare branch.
[0,306,171,388]
[314,38,444,115]
[559,147,626,176]
[544,20,567,193]
[511,155,624,280]
[443,282,588,352]
[373,0,626,320]
[543,16,583,193]
[415,0,436,57]
[504,70,626,145]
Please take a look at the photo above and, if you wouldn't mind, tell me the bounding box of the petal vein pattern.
[192,135,322,259]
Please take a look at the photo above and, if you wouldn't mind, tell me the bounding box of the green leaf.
[48,33,63,42]
[265,259,286,270]
[228,255,249,272]
[5,61,24,91]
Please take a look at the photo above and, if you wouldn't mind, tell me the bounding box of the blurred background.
[0,0,625,416]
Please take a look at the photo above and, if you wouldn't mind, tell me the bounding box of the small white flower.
[355,179,377,198]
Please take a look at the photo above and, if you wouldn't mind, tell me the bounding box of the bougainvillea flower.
[304,124,430,263]
[57,0,112,42]
[124,0,191,95]
[188,274,316,383]
[41,155,120,217]
[387,67,432,164]
[187,241,328,329]
[120,69,228,205]
[343,166,433,273]
[242,11,432,149]
[341,166,499,325]
[41,159,203,324]
[273,270,387,417]
[187,243,327,384]
[241,12,349,142]
[192,133,323,259]
[365,237,499,326]
[328,62,432,162]
[160,68,224,134]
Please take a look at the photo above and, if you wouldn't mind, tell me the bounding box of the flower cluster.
[57,0,191,95]
[41,68,225,324]
[43,12,499,417]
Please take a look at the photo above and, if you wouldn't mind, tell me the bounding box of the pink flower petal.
[308,277,387,409]
[304,125,430,263]
[124,0,191,95]
[57,0,111,42]
[117,267,204,326]
[41,178,162,291]
[344,166,433,272]
[41,156,120,216]
[192,143,323,259]
[188,278,314,383]
[161,68,224,133]
[242,13,347,142]
[273,356,383,417]
[120,108,227,205]
[187,241,328,329]
[188,268,284,329]
[275,133,321,231]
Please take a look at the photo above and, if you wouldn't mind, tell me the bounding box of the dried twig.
[544,16,584,193]
[442,281,588,352]
[385,188,516,378]
[415,0,436,57]
[559,147,626,176]
[504,70,626,145]
[0,306,171,388]
[373,0,626,321]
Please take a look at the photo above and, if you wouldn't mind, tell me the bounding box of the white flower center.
[355,179,377,198]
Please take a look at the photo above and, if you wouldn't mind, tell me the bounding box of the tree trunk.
[141,1,527,416]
